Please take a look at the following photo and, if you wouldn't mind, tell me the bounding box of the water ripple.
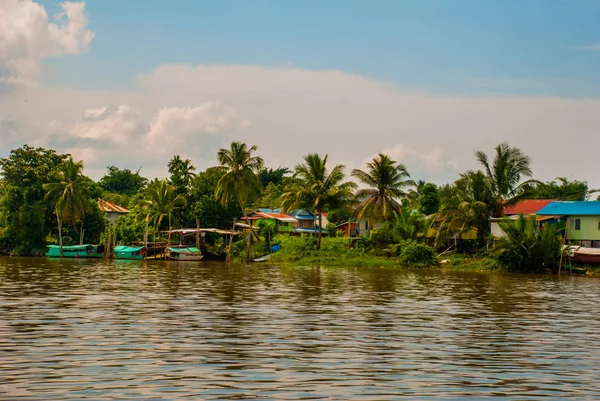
[2,257,600,399]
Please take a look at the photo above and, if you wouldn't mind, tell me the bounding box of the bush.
[399,241,438,268]
[325,222,337,238]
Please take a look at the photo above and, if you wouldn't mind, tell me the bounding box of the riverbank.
[263,236,505,272]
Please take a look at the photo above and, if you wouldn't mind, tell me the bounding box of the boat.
[114,245,147,260]
[565,246,600,265]
[45,244,104,258]
[166,246,204,261]
[252,242,281,263]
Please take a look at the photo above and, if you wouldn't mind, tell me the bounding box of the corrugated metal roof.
[537,201,600,216]
[97,198,129,214]
[503,199,555,215]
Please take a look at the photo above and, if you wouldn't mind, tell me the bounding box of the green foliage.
[215,142,264,209]
[326,206,353,225]
[259,167,290,188]
[418,183,440,215]
[190,167,240,229]
[393,209,432,243]
[493,215,563,273]
[531,177,591,201]
[282,153,356,249]
[253,182,285,209]
[0,145,68,253]
[325,222,337,237]
[168,155,196,195]
[398,241,438,268]
[140,179,187,230]
[352,153,414,222]
[99,166,148,195]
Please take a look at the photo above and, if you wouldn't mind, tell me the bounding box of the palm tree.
[282,153,357,249]
[140,179,187,242]
[435,171,491,247]
[168,155,196,194]
[475,142,538,218]
[352,153,415,222]
[392,208,433,243]
[43,157,93,256]
[215,142,264,229]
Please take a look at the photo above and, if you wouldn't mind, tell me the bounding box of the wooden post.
[246,231,252,263]
[144,214,149,248]
[196,218,200,249]
[105,224,111,259]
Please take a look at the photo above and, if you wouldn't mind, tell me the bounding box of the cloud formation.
[0,0,94,89]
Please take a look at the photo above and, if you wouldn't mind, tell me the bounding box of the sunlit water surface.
[1,257,600,400]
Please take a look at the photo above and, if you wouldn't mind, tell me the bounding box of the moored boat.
[570,246,600,265]
[167,246,203,261]
[114,245,147,260]
[45,244,104,258]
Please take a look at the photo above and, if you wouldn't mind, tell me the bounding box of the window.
[574,219,581,231]
[597,219,600,230]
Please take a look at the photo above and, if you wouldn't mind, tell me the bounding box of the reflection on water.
[2,257,600,400]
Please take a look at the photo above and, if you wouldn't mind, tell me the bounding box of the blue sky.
[3,0,600,186]
[41,0,600,96]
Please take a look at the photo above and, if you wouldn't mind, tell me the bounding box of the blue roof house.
[288,209,327,235]
[537,201,600,246]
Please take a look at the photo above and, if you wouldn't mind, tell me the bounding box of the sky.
[1,0,600,186]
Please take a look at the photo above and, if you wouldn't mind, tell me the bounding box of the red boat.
[565,246,600,265]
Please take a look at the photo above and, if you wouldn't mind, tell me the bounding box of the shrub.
[399,241,438,268]
[325,222,337,238]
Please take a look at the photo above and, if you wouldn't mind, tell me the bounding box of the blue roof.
[294,227,326,233]
[257,208,281,213]
[537,201,600,216]
[288,209,315,220]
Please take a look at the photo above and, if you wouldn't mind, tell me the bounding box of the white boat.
[167,246,204,261]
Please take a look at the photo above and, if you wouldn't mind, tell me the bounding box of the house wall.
[491,221,505,238]
[567,215,600,241]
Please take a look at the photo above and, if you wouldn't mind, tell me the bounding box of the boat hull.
[45,245,104,258]
[168,254,204,261]
[572,252,600,265]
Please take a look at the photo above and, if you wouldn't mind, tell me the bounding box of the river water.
[1,257,600,400]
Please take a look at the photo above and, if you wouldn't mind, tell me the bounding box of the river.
[1,257,600,400]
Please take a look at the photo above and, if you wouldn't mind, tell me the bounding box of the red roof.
[97,198,129,214]
[503,199,554,216]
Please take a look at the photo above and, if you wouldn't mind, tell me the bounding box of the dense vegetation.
[0,141,594,273]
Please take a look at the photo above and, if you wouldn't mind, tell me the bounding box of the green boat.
[45,244,105,258]
[114,245,147,260]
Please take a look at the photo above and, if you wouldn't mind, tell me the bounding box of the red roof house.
[503,199,555,216]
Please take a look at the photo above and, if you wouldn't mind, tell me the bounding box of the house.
[240,209,297,233]
[537,201,600,247]
[490,199,555,239]
[336,220,360,237]
[288,209,327,235]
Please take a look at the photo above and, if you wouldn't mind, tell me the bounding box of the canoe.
[167,246,203,261]
[114,245,147,260]
[565,246,600,265]
[45,244,104,258]
[252,242,281,263]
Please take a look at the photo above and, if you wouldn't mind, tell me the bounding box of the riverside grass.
[258,235,502,270]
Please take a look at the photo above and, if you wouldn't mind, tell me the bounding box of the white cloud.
[2,64,600,188]
[0,0,94,89]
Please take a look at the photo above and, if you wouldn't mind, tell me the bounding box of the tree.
[531,177,593,201]
[392,208,433,243]
[352,153,415,222]
[140,179,187,234]
[0,145,68,254]
[475,142,537,218]
[215,142,264,230]
[282,153,357,249]
[168,155,196,195]
[436,171,491,247]
[417,183,441,215]
[259,167,290,188]
[43,157,94,256]
[494,215,563,273]
[99,166,148,195]
[189,167,241,230]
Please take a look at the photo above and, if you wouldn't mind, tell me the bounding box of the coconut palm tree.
[141,179,187,241]
[475,142,538,218]
[215,142,264,228]
[435,171,491,247]
[168,155,196,194]
[351,153,415,222]
[43,157,93,257]
[282,153,357,250]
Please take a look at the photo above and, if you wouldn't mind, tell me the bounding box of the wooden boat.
[45,244,104,258]
[566,246,600,265]
[252,242,281,263]
[167,246,204,261]
[114,245,147,260]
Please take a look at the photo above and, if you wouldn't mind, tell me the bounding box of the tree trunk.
[196,218,200,249]
[317,210,322,250]
[79,220,84,245]
[56,209,63,258]
[167,211,172,249]
[236,192,260,241]
[144,214,149,248]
